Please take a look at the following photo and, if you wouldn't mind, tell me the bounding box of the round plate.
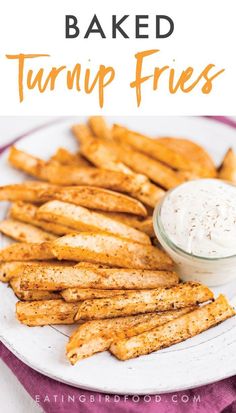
[0,117,236,395]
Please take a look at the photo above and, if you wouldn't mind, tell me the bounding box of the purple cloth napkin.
[1,116,236,413]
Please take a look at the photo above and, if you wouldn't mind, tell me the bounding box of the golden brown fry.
[9,202,74,236]
[72,124,93,145]
[0,219,56,243]
[88,116,112,140]
[61,288,138,302]
[19,264,178,291]
[51,147,91,167]
[8,147,49,179]
[0,182,56,203]
[67,307,196,363]
[52,232,173,270]
[3,181,147,216]
[110,295,235,360]
[218,148,236,182]
[37,201,150,245]
[0,242,54,262]
[0,261,28,282]
[157,137,216,178]
[40,186,147,216]
[0,260,73,282]
[10,278,61,301]
[112,125,216,177]
[75,282,213,321]
[16,299,79,326]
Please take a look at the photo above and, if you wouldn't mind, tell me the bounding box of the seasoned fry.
[88,116,112,140]
[72,124,93,145]
[3,182,147,216]
[0,219,56,243]
[110,295,235,360]
[51,147,91,167]
[0,261,29,282]
[218,148,236,182]
[8,147,49,179]
[37,201,150,245]
[18,264,178,291]
[9,202,74,236]
[0,242,54,262]
[16,299,79,326]
[75,282,213,320]
[51,233,173,270]
[0,182,56,203]
[0,260,74,282]
[10,278,61,301]
[67,307,196,363]
[112,125,216,177]
[61,288,138,302]
[157,137,216,178]
[38,186,147,216]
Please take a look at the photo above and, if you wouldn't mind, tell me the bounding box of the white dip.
[154,179,236,286]
[161,179,236,258]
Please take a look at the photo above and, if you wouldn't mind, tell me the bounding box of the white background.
[0,0,235,115]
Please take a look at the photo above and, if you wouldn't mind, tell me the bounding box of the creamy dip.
[160,179,236,258]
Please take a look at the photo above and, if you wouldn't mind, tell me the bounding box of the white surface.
[0,1,236,115]
[0,359,42,413]
[0,116,236,395]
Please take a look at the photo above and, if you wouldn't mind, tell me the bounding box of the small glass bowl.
[153,192,236,287]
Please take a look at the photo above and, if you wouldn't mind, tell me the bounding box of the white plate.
[0,117,236,395]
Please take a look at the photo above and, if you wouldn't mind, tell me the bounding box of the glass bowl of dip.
[153,179,236,286]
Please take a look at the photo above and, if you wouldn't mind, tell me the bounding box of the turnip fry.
[16,299,79,326]
[47,187,147,216]
[0,182,57,203]
[88,116,112,140]
[0,219,56,243]
[0,260,75,283]
[37,201,150,245]
[10,278,60,301]
[67,307,196,364]
[18,264,178,291]
[75,282,213,320]
[110,295,235,360]
[51,232,173,270]
[0,242,54,262]
[157,137,216,178]
[9,202,74,236]
[8,147,48,179]
[6,184,147,216]
[61,288,138,302]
